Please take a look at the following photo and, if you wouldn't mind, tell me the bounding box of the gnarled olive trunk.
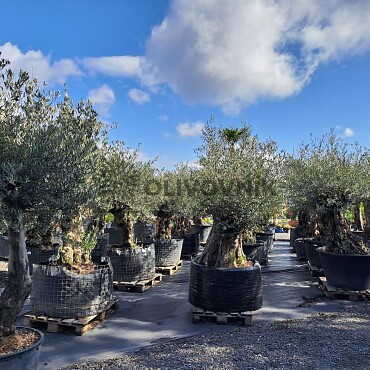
[156,216,173,240]
[319,207,366,254]
[353,203,364,231]
[363,200,370,238]
[110,208,133,248]
[198,223,245,268]
[0,217,32,336]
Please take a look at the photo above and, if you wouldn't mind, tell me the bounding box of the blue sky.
[1,0,370,168]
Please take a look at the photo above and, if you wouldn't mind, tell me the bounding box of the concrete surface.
[18,235,354,369]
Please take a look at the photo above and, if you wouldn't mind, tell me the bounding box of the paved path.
[21,238,353,370]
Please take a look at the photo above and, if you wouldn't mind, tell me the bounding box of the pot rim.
[317,246,370,258]
[191,256,260,272]
[0,326,44,360]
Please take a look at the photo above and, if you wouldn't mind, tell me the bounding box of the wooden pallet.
[113,273,162,292]
[192,307,252,326]
[308,262,325,277]
[24,299,119,335]
[319,277,370,301]
[155,260,183,275]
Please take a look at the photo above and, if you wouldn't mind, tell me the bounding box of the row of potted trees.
[285,132,370,291]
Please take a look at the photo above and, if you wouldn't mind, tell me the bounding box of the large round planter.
[107,243,155,282]
[242,242,265,264]
[294,238,306,260]
[181,233,200,257]
[188,257,263,312]
[155,238,183,266]
[317,247,370,291]
[190,225,212,244]
[290,228,304,252]
[0,327,44,370]
[255,232,274,253]
[0,236,9,259]
[92,234,109,258]
[304,238,323,269]
[133,222,156,243]
[31,261,113,318]
[27,245,59,275]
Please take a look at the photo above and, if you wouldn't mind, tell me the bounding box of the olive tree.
[285,132,369,254]
[91,141,157,247]
[195,121,283,267]
[0,59,103,335]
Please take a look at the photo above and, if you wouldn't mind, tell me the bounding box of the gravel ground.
[60,303,370,370]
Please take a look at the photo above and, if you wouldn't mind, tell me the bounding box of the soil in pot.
[188,257,263,312]
[107,243,155,282]
[155,238,183,266]
[318,247,370,291]
[0,327,44,370]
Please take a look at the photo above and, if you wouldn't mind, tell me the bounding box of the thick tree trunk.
[0,218,32,336]
[198,223,245,267]
[156,216,172,239]
[363,200,370,238]
[111,208,133,248]
[353,204,364,231]
[319,207,367,254]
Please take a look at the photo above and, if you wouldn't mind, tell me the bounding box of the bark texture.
[353,204,364,231]
[111,208,133,248]
[363,200,370,238]
[198,223,245,267]
[0,223,32,336]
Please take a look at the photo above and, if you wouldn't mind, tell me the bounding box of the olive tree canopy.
[195,120,283,267]
[0,58,104,335]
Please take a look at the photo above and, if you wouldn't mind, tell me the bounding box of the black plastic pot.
[290,228,304,252]
[188,257,263,312]
[27,245,59,275]
[155,238,183,266]
[294,238,307,260]
[304,238,323,269]
[133,222,156,243]
[31,260,113,318]
[190,225,212,244]
[317,247,370,291]
[255,232,274,253]
[243,241,267,265]
[0,327,44,370]
[107,243,155,282]
[0,236,9,259]
[92,234,109,258]
[181,233,200,257]
[104,227,123,246]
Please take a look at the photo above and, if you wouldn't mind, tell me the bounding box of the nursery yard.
[7,236,368,370]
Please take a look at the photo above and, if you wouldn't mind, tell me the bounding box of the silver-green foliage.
[195,120,283,235]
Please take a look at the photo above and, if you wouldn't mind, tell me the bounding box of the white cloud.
[83,56,143,77]
[88,84,115,116]
[176,121,204,138]
[140,0,370,114]
[128,88,151,105]
[344,127,354,137]
[157,114,169,121]
[0,42,82,84]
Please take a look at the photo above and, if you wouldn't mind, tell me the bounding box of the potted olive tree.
[188,121,282,313]
[0,58,105,366]
[91,141,159,283]
[285,132,370,290]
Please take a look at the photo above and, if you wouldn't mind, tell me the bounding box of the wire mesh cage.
[155,238,183,267]
[92,234,110,258]
[107,243,155,282]
[31,260,113,318]
[133,222,156,243]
